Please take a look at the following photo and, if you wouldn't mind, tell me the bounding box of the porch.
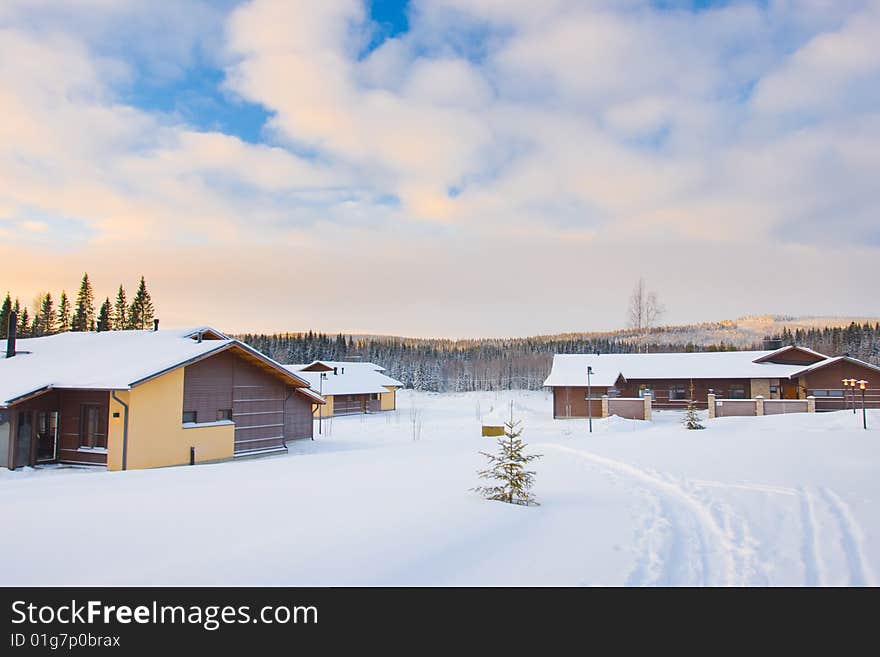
[3,389,112,470]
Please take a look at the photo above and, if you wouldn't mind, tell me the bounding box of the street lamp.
[317,371,328,438]
[587,365,593,434]
[858,379,869,430]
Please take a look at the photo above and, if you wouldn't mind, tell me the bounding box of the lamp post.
[842,378,856,413]
[858,379,868,430]
[587,365,593,434]
[318,371,328,437]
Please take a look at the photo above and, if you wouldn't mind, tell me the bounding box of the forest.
[238,321,880,392]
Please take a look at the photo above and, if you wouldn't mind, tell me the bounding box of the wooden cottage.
[543,346,880,417]
[284,360,403,416]
[0,326,324,471]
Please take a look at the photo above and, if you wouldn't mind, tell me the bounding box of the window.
[80,405,106,449]
[182,410,197,424]
[669,386,687,401]
[812,390,844,398]
[728,384,747,399]
[217,409,233,421]
[370,394,379,401]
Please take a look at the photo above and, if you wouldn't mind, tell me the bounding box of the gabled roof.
[284,361,402,396]
[788,356,880,378]
[0,327,319,407]
[300,360,387,372]
[543,350,822,387]
[751,345,828,364]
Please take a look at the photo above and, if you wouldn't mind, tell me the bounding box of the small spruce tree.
[39,292,56,336]
[472,407,543,506]
[683,399,704,430]
[128,276,155,330]
[18,307,30,338]
[96,298,112,332]
[57,291,71,332]
[71,273,95,332]
[0,293,11,339]
[113,285,127,330]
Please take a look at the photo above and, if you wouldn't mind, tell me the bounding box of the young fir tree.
[71,273,95,332]
[472,407,543,506]
[683,399,704,430]
[0,293,11,339]
[127,276,155,330]
[18,307,30,338]
[96,298,112,332]
[57,291,71,332]
[113,285,127,330]
[38,293,56,336]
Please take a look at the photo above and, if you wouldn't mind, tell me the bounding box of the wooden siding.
[184,351,313,455]
[284,392,313,441]
[802,359,880,410]
[758,348,826,366]
[552,387,605,418]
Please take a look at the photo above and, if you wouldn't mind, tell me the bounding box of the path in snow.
[538,442,875,586]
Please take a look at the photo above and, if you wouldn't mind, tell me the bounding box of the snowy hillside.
[1,390,877,586]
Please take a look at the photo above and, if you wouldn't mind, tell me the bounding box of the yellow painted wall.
[750,379,772,399]
[380,386,397,411]
[106,368,234,472]
[313,395,334,417]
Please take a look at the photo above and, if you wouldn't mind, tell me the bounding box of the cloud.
[0,0,878,335]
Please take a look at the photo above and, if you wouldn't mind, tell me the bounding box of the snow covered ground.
[1,390,878,586]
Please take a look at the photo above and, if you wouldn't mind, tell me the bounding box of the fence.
[601,394,652,421]
[708,394,815,419]
[807,388,880,412]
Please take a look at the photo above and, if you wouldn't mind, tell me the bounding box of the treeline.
[237,332,741,392]
[239,321,880,393]
[0,274,156,338]
[776,322,880,364]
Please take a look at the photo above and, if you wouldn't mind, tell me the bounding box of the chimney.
[341,367,345,374]
[333,367,338,375]
[153,318,159,331]
[6,311,17,358]
[762,335,783,351]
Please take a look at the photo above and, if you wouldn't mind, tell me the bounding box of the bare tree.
[628,278,665,351]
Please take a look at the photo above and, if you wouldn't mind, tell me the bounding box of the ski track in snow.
[817,487,876,586]
[798,487,824,586]
[542,441,876,586]
[539,443,759,586]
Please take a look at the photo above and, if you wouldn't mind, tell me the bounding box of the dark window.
[217,409,233,421]
[728,384,747,399]
[80,405,106,449]
[183,410,197,424]
[669,387,687,401]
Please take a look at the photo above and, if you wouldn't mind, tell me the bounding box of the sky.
[0,0,878,338]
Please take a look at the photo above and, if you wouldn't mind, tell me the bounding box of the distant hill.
[349,315,880,350]
[241,315,880,392]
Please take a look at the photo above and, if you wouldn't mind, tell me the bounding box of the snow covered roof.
[284,362,403,396]
[0,328,315,407]
[301,360,387,372]
[751,345,828,364]
[542,350,821,387]
[788,356,880,378]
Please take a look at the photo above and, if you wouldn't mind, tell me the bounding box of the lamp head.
[858,380,868,390]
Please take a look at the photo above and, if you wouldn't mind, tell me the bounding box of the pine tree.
[57,291,71,332]
[127,276,155,330]
[18,307,30,338]
[0,293,11,339]
[40,292,55,335]
[472,408,543,506]
[96,298,112,332]
[113,285,127,330]
[683,399,704,430]
[71,273,95,332]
